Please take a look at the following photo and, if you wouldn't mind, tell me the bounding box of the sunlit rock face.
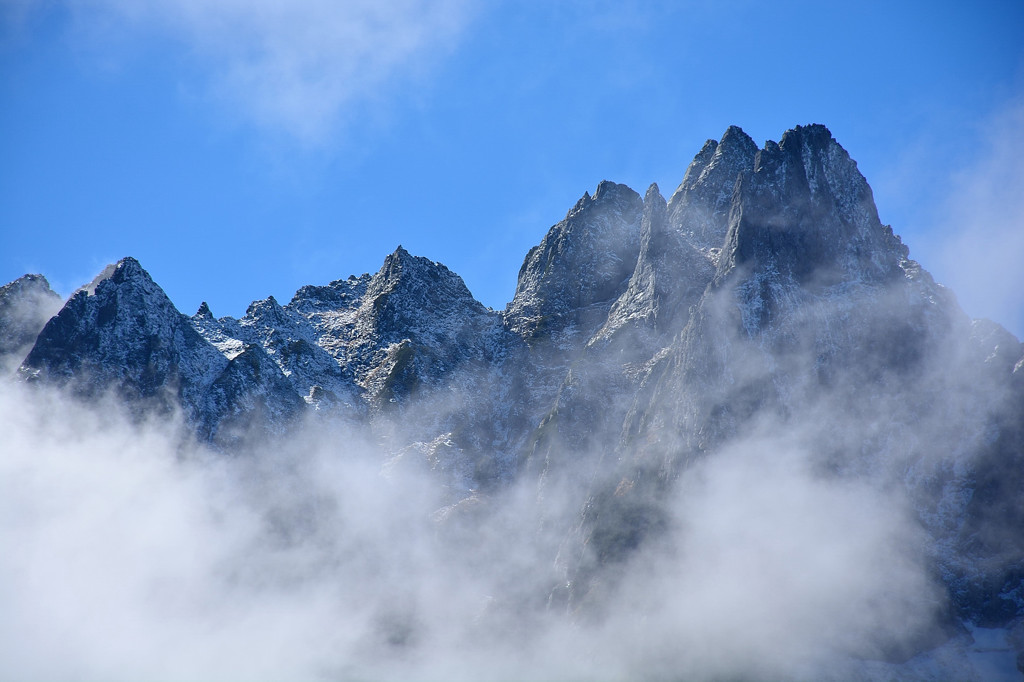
[505,180,644,344]
[7,124,1024,668]
[666,124,759,253]
[19,259,227,419]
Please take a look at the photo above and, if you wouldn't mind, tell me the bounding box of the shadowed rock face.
[719,124,907,292]
[8,124,1024,649]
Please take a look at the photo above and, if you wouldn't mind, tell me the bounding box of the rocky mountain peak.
[364,247,485,322]
[244,295,289,325]
[592,179,631,203]
[644,182,665,205]
[716,124,908,294]
[569,190,592,214]
[749,124,887,234]
[377,245,414,282]
[20,257,227,420]
[0,274,61,316]
[77,257,150,297]
[330,248,506,411]
[0,273,63,373]
[681,139,719,185]
[666,125,758,251]
[1,273,57,298]
[506,181,644,340]
[563,180,640,221]
[195,301,214,320]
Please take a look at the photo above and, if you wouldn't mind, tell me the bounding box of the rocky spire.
[666,125,759,252]
[599,182,713,339]
[361,245,492,345]
[195,301,214,320]
[717,124,908,288]
[505,180,644,341]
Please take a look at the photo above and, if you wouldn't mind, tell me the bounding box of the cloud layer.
[0,378,949,680]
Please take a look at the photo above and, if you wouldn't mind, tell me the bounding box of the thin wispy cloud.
[72,0,474,143]
[930,96,1024,337]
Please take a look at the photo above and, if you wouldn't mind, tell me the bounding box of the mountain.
[0,273,62,374]
[4,124,1023,674]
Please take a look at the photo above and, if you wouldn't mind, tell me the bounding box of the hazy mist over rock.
[3,125,1023,680]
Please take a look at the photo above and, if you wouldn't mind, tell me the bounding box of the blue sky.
[2,1,1023,336]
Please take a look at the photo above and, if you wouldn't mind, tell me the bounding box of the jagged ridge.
[3,124,1023,669]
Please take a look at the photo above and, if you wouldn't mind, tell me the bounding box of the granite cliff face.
[4,124,1023,672]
